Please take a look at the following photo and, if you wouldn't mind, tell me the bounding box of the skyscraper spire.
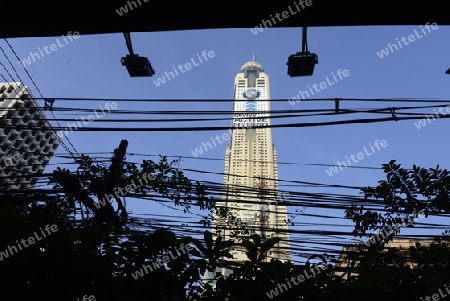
[252,53,255,61]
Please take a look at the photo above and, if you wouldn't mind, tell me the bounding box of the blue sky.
[3,23,450,263]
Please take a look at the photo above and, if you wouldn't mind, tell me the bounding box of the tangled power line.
[1,38,449,264]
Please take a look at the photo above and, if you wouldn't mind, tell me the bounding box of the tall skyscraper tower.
[0,82,60,192]
[204,59,291,286]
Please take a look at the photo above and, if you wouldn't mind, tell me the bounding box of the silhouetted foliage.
[1,156,450,300]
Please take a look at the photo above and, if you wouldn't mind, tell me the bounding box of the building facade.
[0,82,60,192]
[204,59,291,286]
[335,238,450,279]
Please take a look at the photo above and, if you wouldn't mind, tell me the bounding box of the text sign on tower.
[233,89,269,128]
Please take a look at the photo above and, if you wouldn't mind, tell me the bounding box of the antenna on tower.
[252,53,255,61]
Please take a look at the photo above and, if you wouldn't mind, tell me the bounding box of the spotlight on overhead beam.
[287,52,318,77]
[121,32,155,77]
[446,68,450,75]
[121,54,155,77]
[287,26,318,77]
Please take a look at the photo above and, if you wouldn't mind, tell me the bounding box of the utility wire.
[2,114,447,131]
[2,97,449,103]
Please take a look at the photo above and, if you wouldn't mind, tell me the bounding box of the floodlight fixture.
[287,26,318,77]
[121,54,155,77]
[121,32,155,77]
